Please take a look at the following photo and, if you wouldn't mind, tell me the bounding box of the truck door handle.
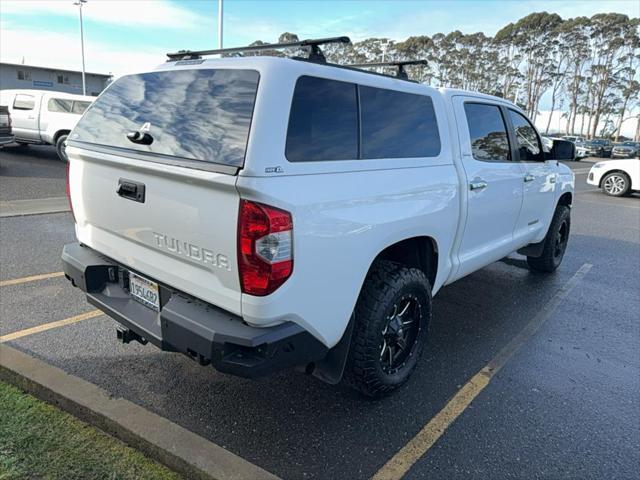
[117,178,145,203]
[469,180,488,191]
[524,174,535,183]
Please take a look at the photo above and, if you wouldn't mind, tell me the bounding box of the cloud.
[0,0,203,29]
[1,24,164,76]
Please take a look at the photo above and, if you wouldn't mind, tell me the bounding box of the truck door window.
[286,76,358,162]
[13,94,35,110]
[507,110,543,161]
[360,86,440,159]
[463,103,511,161]
[48,98,73,113]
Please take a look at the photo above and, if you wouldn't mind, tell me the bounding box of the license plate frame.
[129,272,160,312]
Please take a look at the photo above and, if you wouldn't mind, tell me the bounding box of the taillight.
[66,162,76,223]
[238,200,293,296]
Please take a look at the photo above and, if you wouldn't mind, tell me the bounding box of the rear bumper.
[0,134,14,145]
[61,242,328,378]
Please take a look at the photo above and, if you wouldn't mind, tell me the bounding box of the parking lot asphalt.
[1,144,639,479]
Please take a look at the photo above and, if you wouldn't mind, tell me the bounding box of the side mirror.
[548,139,575,161]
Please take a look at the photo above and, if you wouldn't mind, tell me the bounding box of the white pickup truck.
[61,39,575,397]
[0,89,94,161]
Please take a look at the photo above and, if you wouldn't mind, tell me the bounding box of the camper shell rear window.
[71,69,259,168]
[286,76,441,162]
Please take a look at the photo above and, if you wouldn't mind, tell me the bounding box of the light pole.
[73,0,87,95]
[218,0,223,49]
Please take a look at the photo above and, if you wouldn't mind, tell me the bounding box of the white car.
[61,38,575,397]
[574,141,589,160]
[0,89,94,161]
[587,159,640,196]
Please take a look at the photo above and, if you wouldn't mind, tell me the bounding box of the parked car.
[562,135,586,143]
[0,105,14,147]
[611,141,640,159]
[583,139,613,158]
[553,136,588,160]
[572,138,589,160]
[561,136,590,159]
[61,41,575,397]
[587,159,640,196]
[0,89,94,162]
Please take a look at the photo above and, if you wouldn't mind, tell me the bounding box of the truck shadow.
[0,144,63,179]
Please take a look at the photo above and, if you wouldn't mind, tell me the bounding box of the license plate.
[129,272,160,311]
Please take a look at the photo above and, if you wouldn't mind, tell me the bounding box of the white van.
[0,89,94,161]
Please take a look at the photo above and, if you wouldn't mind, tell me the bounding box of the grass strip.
[0,380,182,480]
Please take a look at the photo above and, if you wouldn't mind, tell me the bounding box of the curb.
[0,344,280,480]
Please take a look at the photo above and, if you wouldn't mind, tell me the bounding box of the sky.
[1,0,638,134]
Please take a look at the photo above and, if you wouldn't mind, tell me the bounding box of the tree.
[557,17,591,135]
[545,26,570,133]
[249,11,638,139]
[587,14,635,138]
[496,12,563,120]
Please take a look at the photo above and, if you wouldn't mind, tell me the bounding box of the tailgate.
[65,67,261,315]
[67,147,242,314]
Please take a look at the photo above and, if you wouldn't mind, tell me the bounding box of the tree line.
[248,12,640,140]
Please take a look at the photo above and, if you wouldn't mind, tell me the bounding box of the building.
[0,63,111,96]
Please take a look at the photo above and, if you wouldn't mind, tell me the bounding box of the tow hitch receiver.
[116,327,148,346]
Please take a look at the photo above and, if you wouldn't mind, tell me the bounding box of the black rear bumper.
[61,242,328,378]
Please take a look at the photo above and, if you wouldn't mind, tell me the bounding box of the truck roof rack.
[346,60,428,80]
[167,36,351,63]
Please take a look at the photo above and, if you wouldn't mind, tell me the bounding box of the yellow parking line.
[0,310,103,343]
[371,263,593,480]
[0,271,65,288]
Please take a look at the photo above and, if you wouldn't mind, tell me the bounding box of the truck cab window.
[508,110,543,161]
[463,103,510,162]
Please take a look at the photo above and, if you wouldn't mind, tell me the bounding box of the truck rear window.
[71,69,259,168]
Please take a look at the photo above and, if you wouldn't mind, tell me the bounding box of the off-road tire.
[343,260,432,398]
[527,205,571,273]
[56,135,69,163]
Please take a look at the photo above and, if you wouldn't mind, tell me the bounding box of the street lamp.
[218,0,224,49]
[73,0,87,96]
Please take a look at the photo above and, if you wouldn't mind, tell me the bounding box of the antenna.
[167,36,351,63]
[346,60,428,80]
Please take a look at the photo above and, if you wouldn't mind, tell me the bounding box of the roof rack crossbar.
[167,36,351,62]
[346,60,428,80]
